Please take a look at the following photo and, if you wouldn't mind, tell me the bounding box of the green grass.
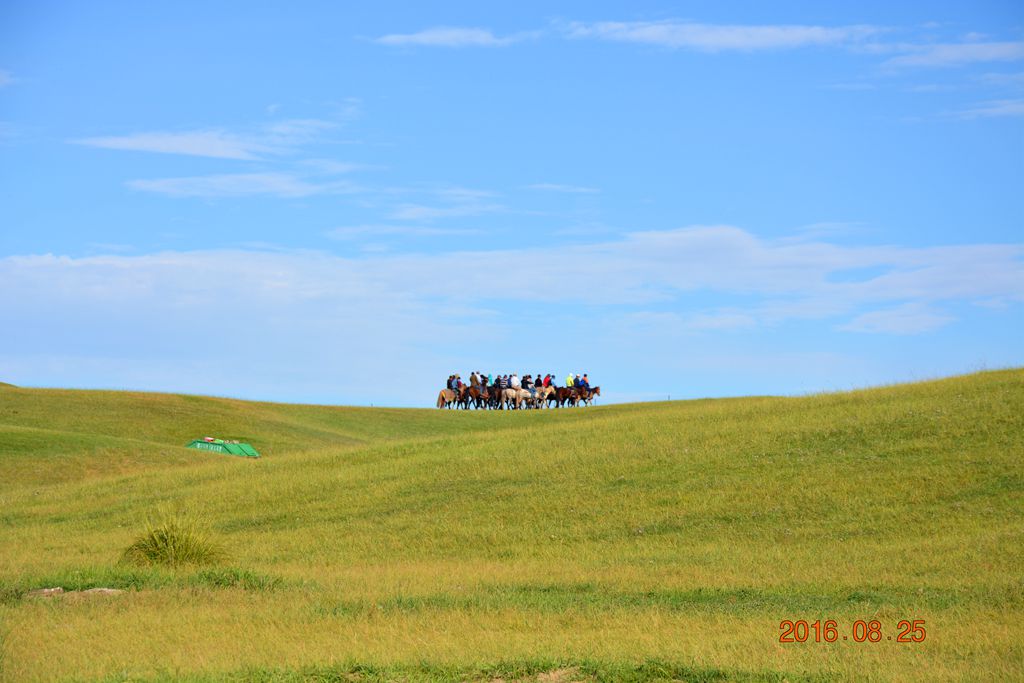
[120,514,228,568]
[0,370,1022,682]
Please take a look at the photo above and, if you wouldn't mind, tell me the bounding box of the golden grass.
[0,369,1022,681]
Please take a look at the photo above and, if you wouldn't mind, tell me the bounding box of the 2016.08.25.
[779,619,926,643]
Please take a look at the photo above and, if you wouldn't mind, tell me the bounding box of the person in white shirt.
[510,373,521,389]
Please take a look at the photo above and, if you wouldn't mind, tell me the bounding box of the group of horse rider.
[446,372,592,399]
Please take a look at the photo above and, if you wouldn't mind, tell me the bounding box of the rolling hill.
[0,370,1021,682]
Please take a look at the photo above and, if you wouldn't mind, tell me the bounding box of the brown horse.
[454,386,473,409]
[577,386,601,405]
[554,386,577,407]
[436,389,456,409]
[466,385,489,409]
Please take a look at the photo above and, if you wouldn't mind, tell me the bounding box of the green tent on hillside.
[186,437,260,458]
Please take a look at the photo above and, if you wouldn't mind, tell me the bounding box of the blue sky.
[1,1,1022,406]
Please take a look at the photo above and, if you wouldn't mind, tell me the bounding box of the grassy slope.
[0,370,1022,682]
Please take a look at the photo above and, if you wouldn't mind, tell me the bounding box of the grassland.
[0,370,1022,682]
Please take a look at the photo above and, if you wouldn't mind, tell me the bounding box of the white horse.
[500,387,538,409]
[534,385,555,408]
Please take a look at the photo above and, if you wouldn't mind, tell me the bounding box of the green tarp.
[186,438,260,458]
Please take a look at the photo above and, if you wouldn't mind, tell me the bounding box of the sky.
[1,1,1022,407]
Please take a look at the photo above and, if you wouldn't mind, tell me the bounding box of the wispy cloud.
[73,118,339,160]
[326,224,477,240]
[127,173,360,198]
[385,186,504,221]
[300,159,371,174]
[4,227,1021,338]
[0,69,14,87]
[526,183,599,194]
[2,227,1021,404]
[388,202,503,221]
[978,71,1024,87]
[885,41,1024,67]
[954,98,1024,118]
[838,303,955,334]
[565,21,882,51]
[74,130,272,160]
[375,26,528,47]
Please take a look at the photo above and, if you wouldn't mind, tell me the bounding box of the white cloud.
[2,227,1021,403]
[978,71,1024,87]
[261,118,338,143]
[955,99,1024,118]
[382,186,504,221]
[127,173,360,198]
[300,159,370,174]
[18,226,1021,316]
[326,225,477,240]
[885,41,1024,67]
[527,183,599,194]
[565,21,881,51]
[388,203,503,221]
[0,69,13,87]
[376,27,525,47]
[686,311,759,330]
[73,118,339,160]
[74,130,271,160]
[838,304,955,334]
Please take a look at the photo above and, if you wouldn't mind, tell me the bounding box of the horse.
[519,388,543,409]
[436,389,456,409]
[577,386,601,406]
[454,386,474,410]
[554,386,578,407]
[501,388,520,409]
[534,385,555,408]
[466,385,490,409]
[500,387,535,409]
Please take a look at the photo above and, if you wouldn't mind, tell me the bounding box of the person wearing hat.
[565,372,575,388]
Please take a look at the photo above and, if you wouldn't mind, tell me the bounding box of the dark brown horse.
[466,385,491,409]
[553,387,577,407]
[577,386,601,405]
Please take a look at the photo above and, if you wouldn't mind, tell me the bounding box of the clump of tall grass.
[120,514,226,568]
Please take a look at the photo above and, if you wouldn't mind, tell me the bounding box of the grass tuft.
[121,514,227,568]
